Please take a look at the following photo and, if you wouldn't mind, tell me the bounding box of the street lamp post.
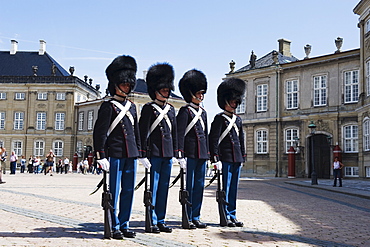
[308,121,318,185]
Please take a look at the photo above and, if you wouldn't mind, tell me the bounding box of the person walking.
[333,156,344,187]
[10,151,18,175]
[139,63,178,234]
[93,55,145,239]
[209,78,246,227]
[0,147,7,183]
[64,157,69,174]
[176,69,209,229]
[20,155,26,173]
[27,155,34,173]
[45,150,55,176]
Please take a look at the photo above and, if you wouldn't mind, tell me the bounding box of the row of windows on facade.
[234,69,368,114]
[0,92,66,101]
[0,140,64,158]
[255,124,368,155]
[0,112,66,130]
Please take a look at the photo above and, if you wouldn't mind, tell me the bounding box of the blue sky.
[0,0,361,118]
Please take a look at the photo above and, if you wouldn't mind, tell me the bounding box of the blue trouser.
[149,157,172,225]
[10,161,17,174]
[186,158,206,221]
[109,157,137,230]
[221,161,241,220]
[333,169,342,186]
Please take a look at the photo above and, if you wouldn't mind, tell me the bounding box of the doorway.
[308,134,331,179]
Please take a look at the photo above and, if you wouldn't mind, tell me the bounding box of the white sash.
[107,100,133,136]
[184,106,204,136]
[218,114,238,145]
[147,103,171,138]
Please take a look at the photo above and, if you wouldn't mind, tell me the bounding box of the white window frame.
[12,140,22,156]
[286,79,299,109]
[0,92,6,99]
[256,84,268,112]
[78,112,84,131]
[56,92,66,101]
[366,19,370,33]
[345,167,359,177]
[37,92,48,100]
[0,112,5,130]
[0,140,4,148]
[343,125,358,153]
[344,70,359,103]
[87,110,94,130]
[55,113,65,131]
[256,129,268,154]
[36,112,46,130]
[364,118,370,151]
[366,166,370,178]
[236,93,246,114]
[285,128,299,153]
[14,112,24,130]
[15,92,25,100]
[77,140,83,157]
[53,140,63,157]
[313,75,327,106]
[34,140,45,157]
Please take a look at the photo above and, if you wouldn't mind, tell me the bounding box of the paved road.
[0,168,370,247]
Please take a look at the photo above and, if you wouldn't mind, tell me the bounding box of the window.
[87,110,94,130]
[344,70,359,103]
[367,60,370,96]
[236,93,246,114]
[343,125,358,152]
[366,167,370,178]
[13,141,22,156]
[55,113,65,130]
[0,92,6,99]
[37,92,47,100]
[77,140,83,157]
[56,92,66,100]
[286,80,298,109]
[78,112,84,131]
[345,167,359,177]
[256,129,268,154]
[0,140,4,148]
[36,112,46,130]
[15,92,25,100]
[364,119,370,151]
[257,84,268,112]
[0,112,5,129]
[34,140,44,156]
[285,128,298,153]
[53,141,63,157]
[313,75,327,106]
[366,19,370,33]
[14,112,24,130]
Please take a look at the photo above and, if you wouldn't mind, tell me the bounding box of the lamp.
[308,121,318,185]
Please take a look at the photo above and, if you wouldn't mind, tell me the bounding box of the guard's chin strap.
[115,86,130,97]
[190,90,205,103]
[225,100,238,110]
[154,98,166,106]
[156,90,170,100]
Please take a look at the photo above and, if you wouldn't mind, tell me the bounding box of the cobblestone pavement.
[0,168,370,247]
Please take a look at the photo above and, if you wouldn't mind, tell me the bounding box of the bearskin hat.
[179,69,207,103]
[217,78,246,110]
[146,63,174,100]
[106,55,137,96]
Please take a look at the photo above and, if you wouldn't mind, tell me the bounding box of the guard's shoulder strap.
[107,100,132,136]
[147,103,171,138]
[184,105,204,136]
[218,114,237,145]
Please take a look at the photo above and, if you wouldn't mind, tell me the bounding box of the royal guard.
[177,69,209,229]
[209,78,246,227]
[139,63,179,233]
[93,55,150,239]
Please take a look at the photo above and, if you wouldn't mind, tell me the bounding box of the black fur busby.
[217,78,246,110]
[179,69,207,103]
[106,55,137,96]
[146,63,174,100]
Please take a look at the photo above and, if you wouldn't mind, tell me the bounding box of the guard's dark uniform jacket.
[139,102,178,158]
[176,104,209,159]
[209,112,245,163]
[93,99,141,159]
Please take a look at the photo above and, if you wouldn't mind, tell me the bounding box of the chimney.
[278,38,291,57]
[39,40,46,55]
[10,40,18,55]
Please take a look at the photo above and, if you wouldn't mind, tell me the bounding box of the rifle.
[143,168,155,232]
[101,170,113,239]
[216,169,229,226]
[179,168,192,229]
[205,173,217,188]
